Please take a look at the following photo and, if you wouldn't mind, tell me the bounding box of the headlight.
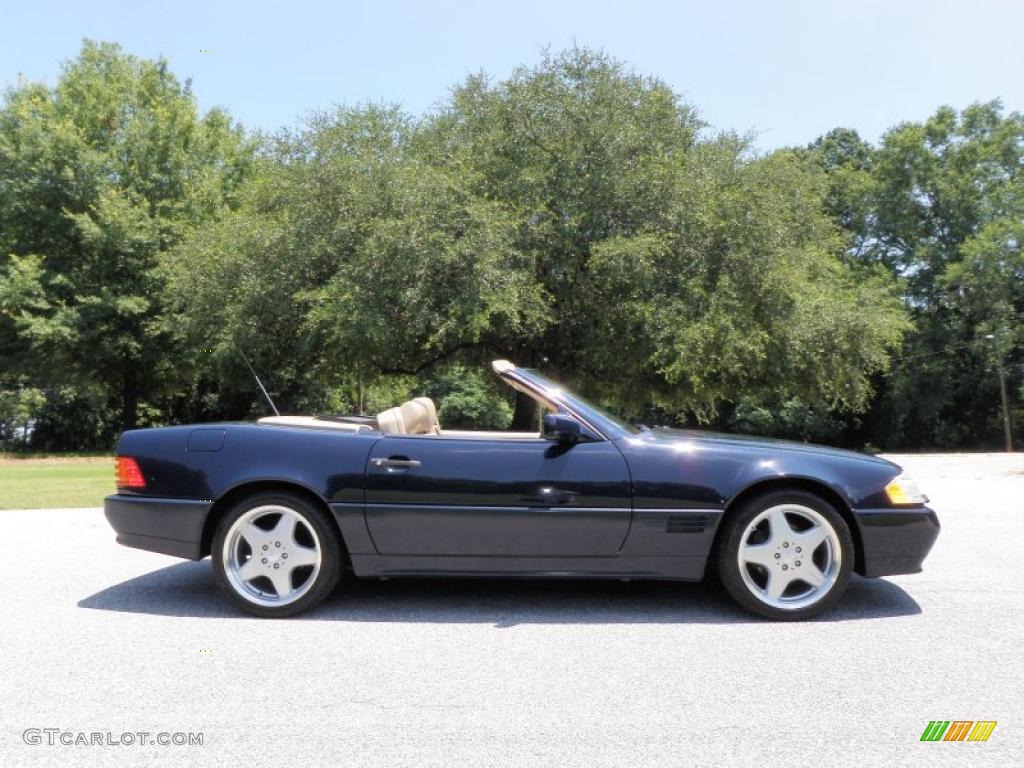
[885,472,928,505]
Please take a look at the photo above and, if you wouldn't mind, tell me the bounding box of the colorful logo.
[920,721,997,742]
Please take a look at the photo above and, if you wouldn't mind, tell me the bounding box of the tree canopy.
[0,41,253,441]
[163,48,908,430]
[808,102,1023,448]
[1,42,1019,451]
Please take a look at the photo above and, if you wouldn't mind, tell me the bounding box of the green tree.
[0,40,253,437]
[421,364,513,429]
[163,105,544,417]
[168,47,908,431]
[813,102,1023,448]
[945,217,1024,449]
[437,49,906,423]
[805,128,877,262]
[585,145,907,421]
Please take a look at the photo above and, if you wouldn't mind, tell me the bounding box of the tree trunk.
[996,357,1013,452]
[508,345,544,431]
[356,367,365,416]
[121,367,138,431]
[510,389,538,431]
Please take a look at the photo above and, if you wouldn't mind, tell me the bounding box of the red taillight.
[115,456,146,489]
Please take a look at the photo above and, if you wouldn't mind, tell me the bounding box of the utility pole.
[985,334,1014,452]
[996,354,1013,452]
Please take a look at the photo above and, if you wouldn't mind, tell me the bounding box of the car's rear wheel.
[212,492,343,617]
[716,490,853,620]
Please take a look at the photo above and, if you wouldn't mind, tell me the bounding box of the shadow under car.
[78,562,922,625]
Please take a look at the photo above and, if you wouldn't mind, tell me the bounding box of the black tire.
[716,489,854,621]
[212,491,344,618]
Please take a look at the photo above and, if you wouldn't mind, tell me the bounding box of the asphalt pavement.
[0,453,1021,767]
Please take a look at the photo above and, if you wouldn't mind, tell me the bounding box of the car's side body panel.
[114,423,376,504]
[104,419,938,583]
[349,553,710,580]
[109,423,377,559]
[614,429,902,511]
[363,435,631,556]
[611,430,938,578]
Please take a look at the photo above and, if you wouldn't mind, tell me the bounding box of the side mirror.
[542,413,581,444]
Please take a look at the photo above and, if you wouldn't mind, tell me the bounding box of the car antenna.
[238,348,280,416]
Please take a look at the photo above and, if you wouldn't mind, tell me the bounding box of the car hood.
[633,427,899,468]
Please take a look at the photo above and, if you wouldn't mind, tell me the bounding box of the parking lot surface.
[0,453,1021,767]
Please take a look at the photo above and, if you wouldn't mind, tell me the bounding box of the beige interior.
[413,397,441,433]
[375,407,405,434]
[399,399,434,435]
[375,394,542,439]
[262,362,548,440]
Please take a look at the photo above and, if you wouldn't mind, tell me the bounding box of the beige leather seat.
[378,398,441,436]
[376,406,406,434]
[412,397,441,434]
[399,399,434,435]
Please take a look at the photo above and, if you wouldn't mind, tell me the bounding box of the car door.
[363,434,632,556]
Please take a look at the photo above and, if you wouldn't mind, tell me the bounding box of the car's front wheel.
[716,490,853,620]
[212,491,343,617]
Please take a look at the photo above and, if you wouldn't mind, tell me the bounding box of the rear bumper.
[104,494,212,560]
[852,506,940,578]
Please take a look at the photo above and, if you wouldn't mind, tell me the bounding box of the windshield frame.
[502,367,639,440]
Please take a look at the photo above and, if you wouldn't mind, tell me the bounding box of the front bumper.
[852,505,940,577]
[104,494,213,560]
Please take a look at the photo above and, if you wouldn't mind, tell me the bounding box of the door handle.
[370,457,421,470]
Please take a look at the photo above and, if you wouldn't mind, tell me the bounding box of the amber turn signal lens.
[885,472,926,505]
[115,456,147,489]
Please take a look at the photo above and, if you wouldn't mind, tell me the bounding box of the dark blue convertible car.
[104,360,939,619]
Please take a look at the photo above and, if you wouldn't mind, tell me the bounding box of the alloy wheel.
[222,504,322,607]
[736,503,841,610]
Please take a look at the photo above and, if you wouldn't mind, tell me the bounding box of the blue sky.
[2,0,1022,149]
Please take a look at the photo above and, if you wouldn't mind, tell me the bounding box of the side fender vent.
[665,514,708,534]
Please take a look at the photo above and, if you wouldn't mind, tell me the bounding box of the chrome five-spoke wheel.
[223,505,322,607]
[212,492,343,617]
[717,490,854,620]
[737,503,840,610]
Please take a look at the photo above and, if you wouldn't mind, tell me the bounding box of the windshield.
[513,369,640,439]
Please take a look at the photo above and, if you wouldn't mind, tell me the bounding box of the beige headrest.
[400,399,433,435]
[412,397,441,433]
[376,406,406,434]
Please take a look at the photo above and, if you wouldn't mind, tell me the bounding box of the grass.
[0,456,113,509]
